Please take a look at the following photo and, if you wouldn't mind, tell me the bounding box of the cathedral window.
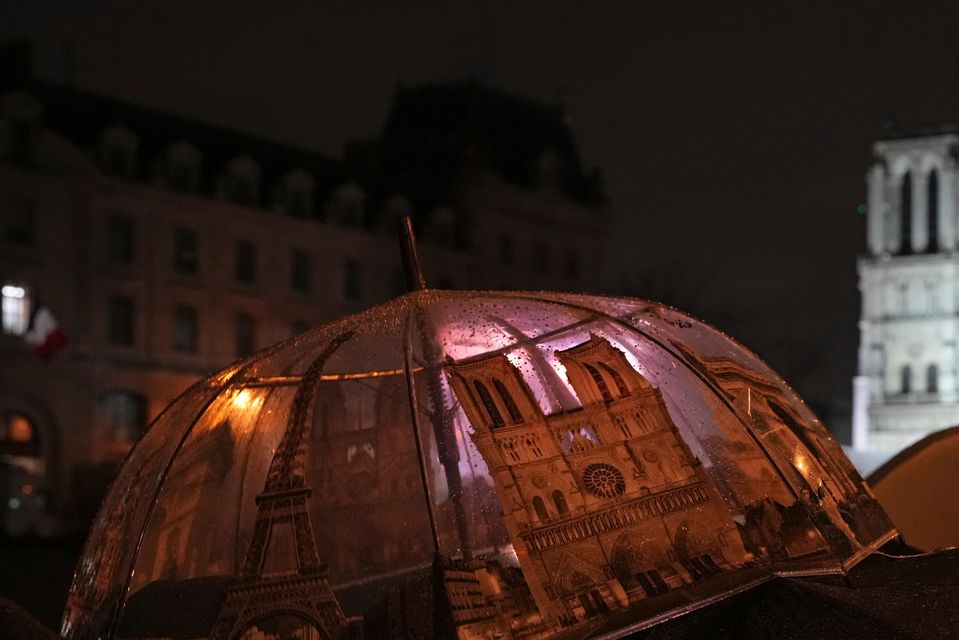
[900,172,912,254]
[599,362,630,397]
[583,363,614,403]
[900,365,912,394]
[552,490,569,515]
[581,463,626,498]
[474,380,505,427]
[532,496,549,522]
[493,379,523,423]
[926,364,938,393]
[928,170,939,252]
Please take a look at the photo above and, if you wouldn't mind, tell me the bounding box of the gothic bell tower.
[854,128,959,455]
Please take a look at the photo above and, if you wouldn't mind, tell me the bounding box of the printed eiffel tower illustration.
[210,332,353,640]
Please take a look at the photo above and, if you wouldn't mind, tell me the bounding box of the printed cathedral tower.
[447,335,748,624]
[854,128,959,455]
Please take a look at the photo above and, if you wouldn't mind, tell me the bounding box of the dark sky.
[6,1,959,438]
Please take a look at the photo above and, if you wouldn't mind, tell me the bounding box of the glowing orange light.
[21,484,33,496]
[8,414,34,442]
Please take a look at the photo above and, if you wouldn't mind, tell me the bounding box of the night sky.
[6,1,959,439]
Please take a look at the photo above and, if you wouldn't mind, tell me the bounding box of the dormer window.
[326,182,366,226]
[227,155,260,206]
[100,125,138,178]
[284,170,314,217]
[166,141,200,192]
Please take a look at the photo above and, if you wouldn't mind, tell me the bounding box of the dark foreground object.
[2,548,957,639]
[630,547,959,640]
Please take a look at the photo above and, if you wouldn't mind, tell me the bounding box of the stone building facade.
[853,126,959,455]
[0,48,609,536]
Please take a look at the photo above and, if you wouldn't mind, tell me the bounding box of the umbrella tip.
[397,216,428,292]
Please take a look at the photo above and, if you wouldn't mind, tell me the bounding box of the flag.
[24,305,67,359]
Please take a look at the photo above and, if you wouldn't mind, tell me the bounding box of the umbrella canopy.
[61,290,896,640]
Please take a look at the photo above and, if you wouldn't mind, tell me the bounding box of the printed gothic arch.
[553,553,607,597]
[557,334,651,406]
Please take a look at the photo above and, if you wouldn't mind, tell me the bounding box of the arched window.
[583,363,614,403]
[901,365,912,394]
[552,489,569,515]
[532,496,549,522]
[900,172,912,254]
[599,362,630,397]
[493,378,523,423]
[928,170,939,252]
[927,364,938,393]
[473,380,504,427]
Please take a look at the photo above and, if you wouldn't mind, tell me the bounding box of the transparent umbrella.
[61,226,895,640]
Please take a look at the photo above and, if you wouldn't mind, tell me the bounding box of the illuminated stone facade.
[448,336,749,624]
[853,127,959,455]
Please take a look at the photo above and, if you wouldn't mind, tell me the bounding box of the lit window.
[584,363,614,403]
[7,414,34,442]
[0,412,40,457]
[2,284,30,335]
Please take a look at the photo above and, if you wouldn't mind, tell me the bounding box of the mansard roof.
[375,80,606,207]
[3,76,347,206]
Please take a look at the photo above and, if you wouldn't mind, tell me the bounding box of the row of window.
[897,364,938,394]
[1,283,311,358]
[897,169,941,254]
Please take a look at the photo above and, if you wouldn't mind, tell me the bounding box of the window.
[581,463,626,498]
[235,240,257,283]
[174,305,198,353]
[553,490,569,515]
[927,364,938,393]
[108,215,135,264]
[497,233,513,264]
[109,295,135,345]
[4,193,34,246]
[0,412,40,457]
[291,250,311,293]
[98,391,147,444]
[599,363,630,397]
[928,170,939,252]
[343,260,362,300]
[235,313,256,358]
[584,363,614,403]
[473,380,504,427]
[900,172,912,254]
[532,496,549,522]
[173,228,198,274]
[901,365,912,394]
[2,284,30,335]
[493,379,523,423]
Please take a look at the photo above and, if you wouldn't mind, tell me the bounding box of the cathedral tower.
[853,128,959,455]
